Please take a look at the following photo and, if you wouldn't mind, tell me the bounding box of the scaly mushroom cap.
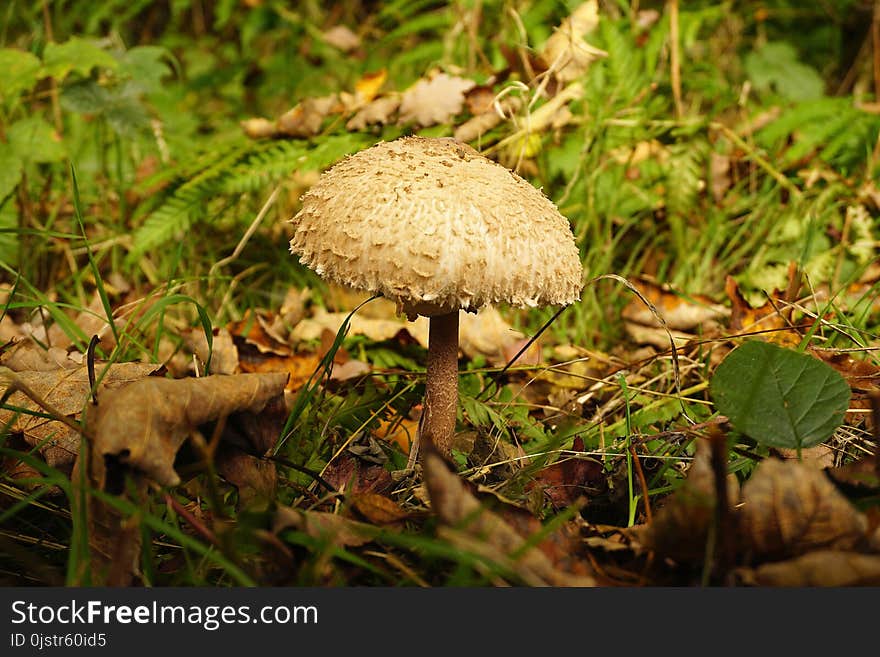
[290,136,583,319]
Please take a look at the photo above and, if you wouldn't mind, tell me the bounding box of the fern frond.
[666,139,708,218]
[131,133,376,257]
[757,98,880,170]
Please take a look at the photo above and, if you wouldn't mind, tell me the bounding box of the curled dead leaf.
[182,327,239,375]
[277,95,340,137]
[322,25,361,52]
[725,275,802,347]
[322,453,393,496]
[349,493,410,525]
[621,279,729,331]
[398,72,475,127]
[632,440,740,562]
[215,445,276,508]
[89,372,288,488]
[739,458,869,560]
[423,451,596,585]
[0,362,161,468]
[240,117,277,139]
[459,306,525,367]
[346,95,401,131]
[736,550,880,586]
[273,506,378,548]
[540,1,607,83]
[526,436,605,509]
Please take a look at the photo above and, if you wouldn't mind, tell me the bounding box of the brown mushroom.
[290,136,583,460]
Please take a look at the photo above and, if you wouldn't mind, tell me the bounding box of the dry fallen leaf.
[228,310,292,357]
[622,279,729,331]
[291,305,526,366]
[540,1,607,83]
[739,458,869,560]
[525,436,605,509]
[290,306,429,348]
[374,416,419,452]
[237,349,320,393]
[736,550,880,586]
[353,69,387,106]
[346,95,402,131]
[459,306,525,366]
[398,72,476,127]
[276,95,340,137]
[454,96,522,142]
[322,453,394,496]
[770,444,836,469]
[215,444,277,508]
[322,25,361,52]
[725,275,802,347]
[349,492,410,525]
[464,84,498,115]
[0,362,161,468]
[632,440,740,562]
[274,506,378,548]
[240,117,277,139]
[182,327,239,375]
[89,372,288,488]
[423,451,596,585]
[1,341,81,371]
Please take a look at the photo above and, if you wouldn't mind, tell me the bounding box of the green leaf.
[61,79,150,136]
[60,78,111,113]
[709,341,851,450]
[43,37,118,80]
[119,46,173,93]
[104,94,151,137]
[6,117,65,163]
[0,145,24,201]
[0,48,43,99]
[744,42,824,102]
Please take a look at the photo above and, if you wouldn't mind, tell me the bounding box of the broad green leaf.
[6,117,65,163]
[0,145,23,201]
[105,101,150,136]
[745,42,824,102]
[709,341,851,450]
[119,46,172,93]
[43,37,118,80]
[60,79,111,114]
[0,48,43,99]
[60,78,150,136]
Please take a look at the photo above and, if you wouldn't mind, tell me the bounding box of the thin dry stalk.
[668,0,683,118]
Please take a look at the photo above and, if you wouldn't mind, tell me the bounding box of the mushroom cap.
[290,136,583,319]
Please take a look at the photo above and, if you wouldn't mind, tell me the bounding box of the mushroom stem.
[421,311,460,459]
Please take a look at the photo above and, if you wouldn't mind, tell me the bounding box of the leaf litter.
[4,1,880,588]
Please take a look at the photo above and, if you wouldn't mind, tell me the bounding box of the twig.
[41,0,63,135]
[708,427,735,581]
[163,491,221,548]
[590,273,692,424]
[628,443,653,523]
[870,390,880,478]
[873,0,880,103]
[710,121,802,198]
[668,0,683,118]
[209,185,281,279]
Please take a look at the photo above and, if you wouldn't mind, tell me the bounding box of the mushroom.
[290,136,583,460]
